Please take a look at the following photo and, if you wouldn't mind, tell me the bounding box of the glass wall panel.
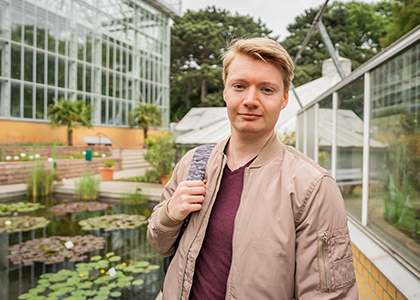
[101,98,106,124]
[122,101,127,125]
[57,20,67,55]
[24,11,34,46]
[369,43,420,269]
[57,57,65,87]
[47,88,55,107]
[86,35,92,63]
[0,81,3,116]
[108,98,113,124]
[297,113,304,152]
[36,51,44,84]
[336,76,364,221]
[24,47,33,82]
[11,44,21,79]
[24,84,33,118]
[318,95,333,170]
[0,2,8,38]
[11,6,22,42]
[86,66,91,93]
[48,54,55,85]
[0,43,3,77]
[77,63,83,91]
[36,87,44,119]
[11,82,20,117]
[306,105,316,160]
[115,99,120,125]
[36,18,46,50]
[47,18,56,53]
[101,71,107,95]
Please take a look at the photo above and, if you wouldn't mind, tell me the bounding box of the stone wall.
[0,157,122,185]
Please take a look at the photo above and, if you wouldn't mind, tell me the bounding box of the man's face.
[223,53,289,140]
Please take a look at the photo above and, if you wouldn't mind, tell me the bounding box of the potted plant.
[99,159,115,181]
[144,132,176,186]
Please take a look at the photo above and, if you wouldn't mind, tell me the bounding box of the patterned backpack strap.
[163,144,216,274]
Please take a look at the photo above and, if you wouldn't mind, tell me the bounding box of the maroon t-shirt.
[189,159,253,300]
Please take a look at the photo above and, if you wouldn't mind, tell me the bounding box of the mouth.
[238,113,262,120]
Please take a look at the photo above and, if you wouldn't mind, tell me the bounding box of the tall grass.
[121,190,146,203]
[74,173,101,200]
[26,163,55,197]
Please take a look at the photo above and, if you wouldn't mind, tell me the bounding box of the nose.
[243,86,259,107]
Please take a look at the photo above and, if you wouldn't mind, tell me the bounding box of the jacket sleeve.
[146,149,194,257]
[294,175,358,300]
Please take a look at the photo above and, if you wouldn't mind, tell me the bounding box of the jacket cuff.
[156,200,184,232]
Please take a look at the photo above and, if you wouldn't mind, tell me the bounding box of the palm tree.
[129,103,162,147]
[47,98,93,146]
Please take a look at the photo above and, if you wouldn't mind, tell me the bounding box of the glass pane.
[11,7,22,42]
[57,57,65,88]
[102,39,107,68]
[47,88,55,108]
[78,33,85,61]
[86,66,91,93]
[101,98,106,124]
[108,98,113,124]
[115,99,120,125]
[122,101,127,125]
[318,95,333,170]
[306,105,316,160]
[86,35,93,63]
[101,71,107,95]
[122,75,127,99]
[24,12,34,46]
[36,87,44,119]
[77,63,83,91]
[109,43,114,70]
[116,75,120,98]
[11,44,21,79]
[116,46,120,72]
[24,85,33,118]
[36,51,44,84]
[36,18,46,49]
[58,21,66,55]
[11,82,21,117]
[24,47,33,82]
[47,19,56,53]
[109,72,114,97]
[0,81,3,116]
[336,76,364,221]
[48,55,55,86]
[369,44,420,269]
[0,3,8,38]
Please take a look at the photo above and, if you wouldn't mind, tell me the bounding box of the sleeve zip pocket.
[317,232,332,292]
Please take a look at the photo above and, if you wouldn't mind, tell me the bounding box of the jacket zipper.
[178,155,226,300]
[322,232,330,291]
[225,167,248,300]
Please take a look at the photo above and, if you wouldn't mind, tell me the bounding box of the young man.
[147,38,358,300]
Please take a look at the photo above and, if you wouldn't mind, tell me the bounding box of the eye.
[263,87,274,93]
[233,84,245,90]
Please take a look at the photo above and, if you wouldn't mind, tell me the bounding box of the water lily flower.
[47,158,53,162]
[29,155,34,160]
[34,154,40,159]
[101,154,106,158]
[13,156,19,161]
[5,220,11,226]
[29,203,34,206]
[122,262,127,266]
[79,274,83,278]
[20,153,26,158]
[106,254,110,258]
[5,156,11,161]
[100,269,105,274]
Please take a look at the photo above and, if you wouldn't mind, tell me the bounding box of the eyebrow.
[229,77,280,87]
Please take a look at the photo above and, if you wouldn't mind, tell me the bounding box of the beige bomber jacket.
[147,134,358,300]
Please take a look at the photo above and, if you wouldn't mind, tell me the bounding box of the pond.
[0,196,164,300]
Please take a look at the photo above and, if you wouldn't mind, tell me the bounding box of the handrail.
[96,132,124,157]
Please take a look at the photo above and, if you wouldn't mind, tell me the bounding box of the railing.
[96,132,124,157]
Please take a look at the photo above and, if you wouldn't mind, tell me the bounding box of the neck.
[225,131,274,170]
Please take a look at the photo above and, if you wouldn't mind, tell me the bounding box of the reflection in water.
[0,196,163,300]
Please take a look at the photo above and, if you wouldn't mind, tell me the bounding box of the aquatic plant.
[120,190,146,204]
[17,253,159,299]
[0,216,50,233]
[49,202,112,214]
[8,235,105,266]
[26,163,56,197]
[79,214,148,231]
[0,202,44,215]
[74,172,101,200]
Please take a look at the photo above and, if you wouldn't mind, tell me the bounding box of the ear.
[223,89,227,104]
[281,88,289,110]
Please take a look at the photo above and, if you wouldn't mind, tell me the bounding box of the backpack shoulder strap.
[187,144,216,181]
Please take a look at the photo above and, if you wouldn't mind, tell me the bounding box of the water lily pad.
[18,293,33,299]
[84,290,97,297]
[78,214,148,231]
[29,286,46,294]
[122,265,135,272]
[108,283,117,289]
[49,275,70,282]
[90,255,102,261]
[147,265,160,270]
[114,264,124,270]
[71,290,85,297]
[132,279,144,286]
[77,282,93,289]
[0,216,50,233]
[106,252,115,257]
[91,296,108,300]
[37,279,50,284]
[110,291,121,297]
[0,202,44,216]
[40,273,53,279]
[49,202,112,214]
[109,256,121,262]
[62,297,86,300]
[132,268,145,273]
[117,281,131,288]
[134,261,149,268]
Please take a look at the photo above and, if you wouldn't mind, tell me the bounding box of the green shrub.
[26,163,56,197]
[104,159,115,168]
[144,132,175,177]
[74,173,101,200]
[121,190,146,203]
[118,169,160,184]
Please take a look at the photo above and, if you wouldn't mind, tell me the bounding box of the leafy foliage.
[16,253,159,300]
[8,235,105,266]
[170,6,276,121]
[129,103,162,144]
[74,173,101,200]
[0,216,50,233]
[26,163,56,197]
[47,98,93,146]
[0,202,44,216]
[380,0,420,47]
[144,132,176,177]
[281,1,393,87]
[78,214,148,231]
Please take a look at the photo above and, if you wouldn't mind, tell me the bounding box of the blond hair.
[221,38,294,92]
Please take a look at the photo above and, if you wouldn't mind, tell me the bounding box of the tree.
[129,103,162,147]
[170,6,276,121]
[281,1,392,87]
[380,0,420,48]
[47,98,93,146]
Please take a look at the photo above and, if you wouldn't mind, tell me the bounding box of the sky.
[179,0,383,42]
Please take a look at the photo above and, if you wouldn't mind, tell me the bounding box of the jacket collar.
[215,133,285,168]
